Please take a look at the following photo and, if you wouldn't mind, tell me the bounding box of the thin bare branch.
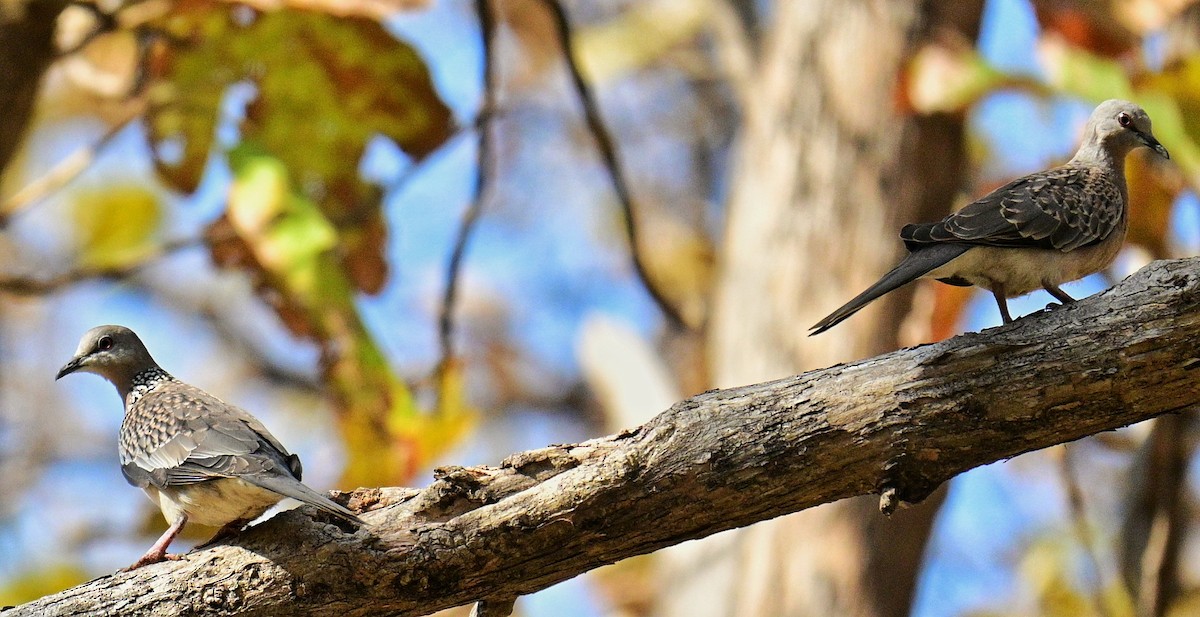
[0,236,201,296]
[0,108,142,228]
[538,0,687,329]
[435,0,498,393]
[1058,446,1124,617]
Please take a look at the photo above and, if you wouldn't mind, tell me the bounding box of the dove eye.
[97,336,114,352]
[1118,112,1132,128]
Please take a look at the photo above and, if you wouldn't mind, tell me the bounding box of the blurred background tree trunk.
[656,1,982,616]
[1115,7,1200,616]
[0,0,66,180]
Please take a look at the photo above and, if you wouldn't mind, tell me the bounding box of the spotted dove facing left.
[57,325,364,571]
[810,99,1170,335]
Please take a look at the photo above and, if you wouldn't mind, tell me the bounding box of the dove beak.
[1138,132,1169,159]
[56,356,84,380]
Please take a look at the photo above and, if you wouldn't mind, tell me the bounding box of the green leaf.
[223,147,473,485]
[148,3,452,190]
[147,3,453,294]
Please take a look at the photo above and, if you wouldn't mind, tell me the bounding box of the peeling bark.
[8,258,1200,617]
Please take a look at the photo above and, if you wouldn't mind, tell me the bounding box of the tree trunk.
[689,1,981,616]
[0,0,66,188]
[1118,7,1200,615]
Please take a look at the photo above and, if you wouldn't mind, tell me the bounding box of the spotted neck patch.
[126,367,175,407]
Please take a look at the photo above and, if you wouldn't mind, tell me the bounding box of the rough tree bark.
[700,1,981,616]
[8,257,1200,617]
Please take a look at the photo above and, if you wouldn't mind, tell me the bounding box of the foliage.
[214,145,473,484]
[132,1,465,485]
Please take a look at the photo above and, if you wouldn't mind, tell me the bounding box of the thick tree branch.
[9,258,1200,617]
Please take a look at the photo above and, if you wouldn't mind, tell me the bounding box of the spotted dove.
[810,99,1169,335]
[57,325,364,570]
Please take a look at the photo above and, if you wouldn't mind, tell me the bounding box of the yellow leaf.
[0,564,89,606]
[72,184,162,269]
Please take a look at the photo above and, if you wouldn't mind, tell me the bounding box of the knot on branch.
[879,447,943,515]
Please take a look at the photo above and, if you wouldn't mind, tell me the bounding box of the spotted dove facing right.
[57,325,364,571]
[810,99,1170,335]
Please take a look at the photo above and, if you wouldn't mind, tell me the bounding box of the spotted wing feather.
[119,381,300,489]
[118,379,360,524]
[901,165,1123,252]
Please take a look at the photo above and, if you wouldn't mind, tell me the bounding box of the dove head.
[1075,99,1169,163]
[57,325,162,399]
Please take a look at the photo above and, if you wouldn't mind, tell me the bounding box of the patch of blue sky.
[915,459,1070,617]
[971,92,1091,178]
[957,271,1110,332]
[912,472,1017,612]
[978,0,1042,77]
[1143,30,1166,71]
[2,459,147,576]
[386,2,483,123]
[361,135,477,369]
[1189,445,1200,495]
[520,571,605,617]
[368,103,661,375]
[1170,190,1200,254]
[360,134,412,185]
[452,207,656,373]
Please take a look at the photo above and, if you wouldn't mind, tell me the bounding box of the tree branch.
[9,257,1200,617]
[539,0,688,329]
[0,111,141,226]
[0,236,204,295]
[436,0,498,391]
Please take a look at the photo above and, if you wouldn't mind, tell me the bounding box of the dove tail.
[247,475,365,526]
[809,244,971,335]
